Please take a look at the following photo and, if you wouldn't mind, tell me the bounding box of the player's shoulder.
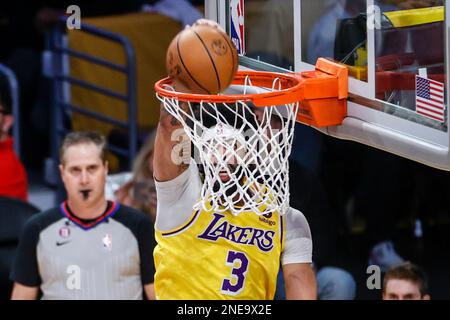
[283,207,312,241]
[284,207,309,228]
[285,206,305,218]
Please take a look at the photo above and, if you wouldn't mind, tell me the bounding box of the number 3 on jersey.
[221,250,249,295]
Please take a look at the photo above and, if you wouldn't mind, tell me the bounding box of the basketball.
[166,24,238,94]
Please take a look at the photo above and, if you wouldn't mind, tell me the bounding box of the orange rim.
[155,70,303,107]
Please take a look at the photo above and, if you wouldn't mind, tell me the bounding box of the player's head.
[201,123,246,184]
[383,262,430,300]
[197,102,258,183]
[59,131,108,204]
[0,74,13,142]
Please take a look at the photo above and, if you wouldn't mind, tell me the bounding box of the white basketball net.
[156,77,299,216]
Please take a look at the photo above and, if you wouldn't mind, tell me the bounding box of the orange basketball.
[166,24,238,94]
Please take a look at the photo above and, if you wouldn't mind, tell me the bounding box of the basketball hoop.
[155,70,302,216]
[155,58,348,216]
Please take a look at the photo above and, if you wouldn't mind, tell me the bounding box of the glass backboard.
[206,0,450,171]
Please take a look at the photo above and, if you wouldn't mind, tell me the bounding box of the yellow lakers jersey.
[154,205,284,300]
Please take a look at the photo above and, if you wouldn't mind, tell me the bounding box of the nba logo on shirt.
[229,0,245,55]
[102,234,112,251]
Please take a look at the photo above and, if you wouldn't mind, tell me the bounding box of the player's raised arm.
[153,80,190,182]
[154,19,234,182]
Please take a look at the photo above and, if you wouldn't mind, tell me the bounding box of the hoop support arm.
[294,58,348,127]
[154,58,349,128]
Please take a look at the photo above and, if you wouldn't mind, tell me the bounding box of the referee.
[10,131,156,300]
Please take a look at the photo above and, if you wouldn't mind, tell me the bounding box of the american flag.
[415,75,446,123]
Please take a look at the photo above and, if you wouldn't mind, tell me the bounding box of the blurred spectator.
[316,266,356,300]
[107,130,158,221]
[0,74,27,201]
[10,131,156,300]
[383,262,430,300]
[275,265,356,300]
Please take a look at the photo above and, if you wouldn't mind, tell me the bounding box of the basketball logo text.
[211,39,228,56]
[198,213,275,252]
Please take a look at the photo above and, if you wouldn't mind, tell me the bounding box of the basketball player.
[10,131,156,300]
[153,19,316,300]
